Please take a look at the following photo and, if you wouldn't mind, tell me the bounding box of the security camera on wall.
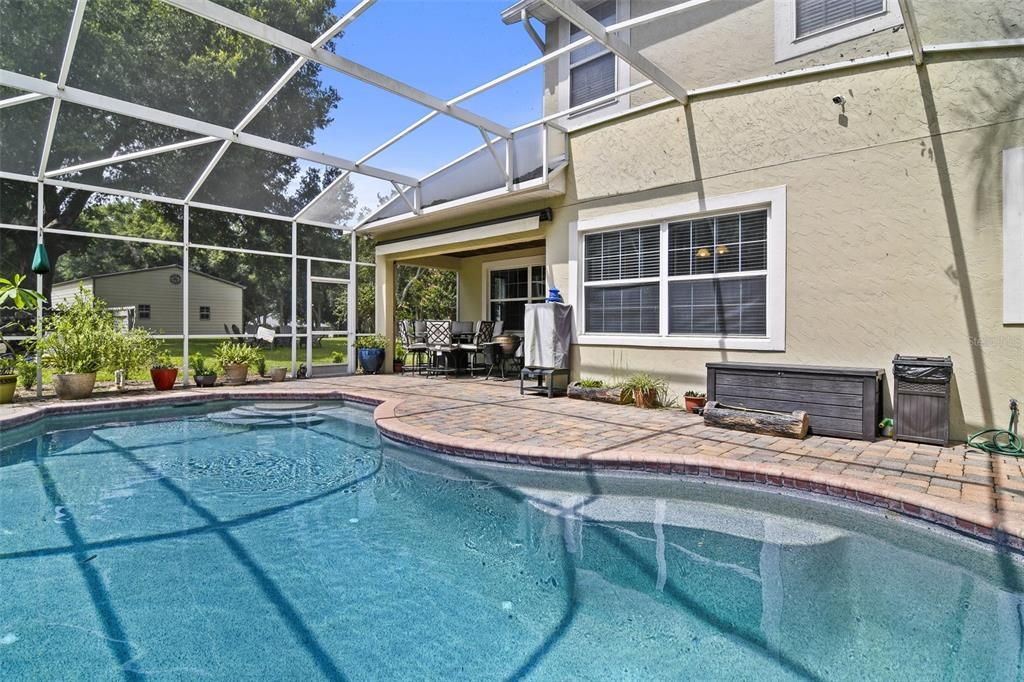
[832,95,846,105]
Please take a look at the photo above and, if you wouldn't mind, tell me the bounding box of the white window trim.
[568,186,787,350]
[1005,147,1024,324]
[481,256,547,326]
[557,0,631,130]
[774,0,904,62]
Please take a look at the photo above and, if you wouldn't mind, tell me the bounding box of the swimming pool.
[1,401,1021,680]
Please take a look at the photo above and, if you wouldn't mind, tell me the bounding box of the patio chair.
[424,319,455,379]
[458,321,494,376]
[397,319,428,375]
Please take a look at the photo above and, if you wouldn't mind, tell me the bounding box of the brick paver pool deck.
[3,373,1023,551]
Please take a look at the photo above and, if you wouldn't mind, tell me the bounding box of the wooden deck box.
[706,362,884,441]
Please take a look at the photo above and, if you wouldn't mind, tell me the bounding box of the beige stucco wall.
[375,49,1023,440]
[547,54,1024,439]
[538,0,1024,117]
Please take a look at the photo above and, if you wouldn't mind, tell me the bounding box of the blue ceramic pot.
[358,348,386,374]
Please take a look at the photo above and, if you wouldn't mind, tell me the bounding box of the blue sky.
[308,0,546,214]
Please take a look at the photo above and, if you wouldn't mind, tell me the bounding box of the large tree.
[0,0,346,299]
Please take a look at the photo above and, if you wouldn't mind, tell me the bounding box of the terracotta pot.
[53,372,97,400]
[684,396,707,413]
[150,367,178,391]
[270,367,287,382]
[222,363,249,385]
[0,375,16,404]
[632,388,658,409]
[393,360,404,374]
[194,374,217,387]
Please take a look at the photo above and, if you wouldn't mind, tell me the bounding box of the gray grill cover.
[524,302,573,369]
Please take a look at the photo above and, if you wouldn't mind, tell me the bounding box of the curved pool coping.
[2,387,1020,553]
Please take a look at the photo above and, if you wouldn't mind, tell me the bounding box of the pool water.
[1,402,1022,681]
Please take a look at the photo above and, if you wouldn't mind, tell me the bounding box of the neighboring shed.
[51,265,244,335]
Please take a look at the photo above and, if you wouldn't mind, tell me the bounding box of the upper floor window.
[559,0,629,124]
[569,0,617,108]
[775,0,903,62]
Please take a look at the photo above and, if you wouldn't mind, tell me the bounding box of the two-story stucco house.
[362,0,1023,440]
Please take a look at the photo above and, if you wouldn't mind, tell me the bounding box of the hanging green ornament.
[31,243,50,275]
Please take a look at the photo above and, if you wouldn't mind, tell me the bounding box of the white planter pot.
[53,372,97,400]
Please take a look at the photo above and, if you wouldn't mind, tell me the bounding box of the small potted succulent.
[355,334,388,374]
[0,355,17,404]
[190,352,217,387]
[150,351,178,391]
[683,390,707,413]
[213,341,262,385]
[620,373,668,409]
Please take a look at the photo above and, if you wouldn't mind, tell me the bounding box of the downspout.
[521,9,546,52]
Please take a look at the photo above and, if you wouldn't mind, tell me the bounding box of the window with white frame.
[138,304,151,319]
[573,186,786,350]
[199,305,211,321]
[488,264,545,332]
[775,0,902,62]
[559,0,629,121]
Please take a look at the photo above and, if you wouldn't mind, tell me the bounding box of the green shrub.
[212,341,263,369]
[0,355,15,376]
[152,350,176,370]
[683,390,706,398]
[354,334,388,350]
[33,286,117,374]
[107,327,160,379]
[256,356,267,376]
[331,351,345,363]
[576,378,606,388]
[17,357,36,389]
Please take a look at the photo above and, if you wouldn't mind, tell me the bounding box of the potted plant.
[256,355,267,378]
[269,366,287,382]
[393,340,406,374]
[355,334,388,374]
[620,373,668,409]
[879,417,895,438]
[34,287,114,400]
[190,352,217,387]
[213,341,262,385]
[150,351,178,391]
[0,356,16,405]
[684,390,707,413]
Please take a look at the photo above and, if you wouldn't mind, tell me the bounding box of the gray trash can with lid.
[892,355,953,446]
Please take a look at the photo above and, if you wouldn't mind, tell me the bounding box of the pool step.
[207,403,324,427]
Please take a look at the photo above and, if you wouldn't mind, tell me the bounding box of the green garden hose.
[967,399,1023,456]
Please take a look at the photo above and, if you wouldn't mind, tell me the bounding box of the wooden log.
[703,401,809,439]
[567,383,623,405]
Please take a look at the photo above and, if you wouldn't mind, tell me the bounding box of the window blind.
[668,210,768,277]
[669,276,767,336]
[584,225,660,281]
[585,283,660,334]
[795,0,884,37]
[570,53,616,108]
